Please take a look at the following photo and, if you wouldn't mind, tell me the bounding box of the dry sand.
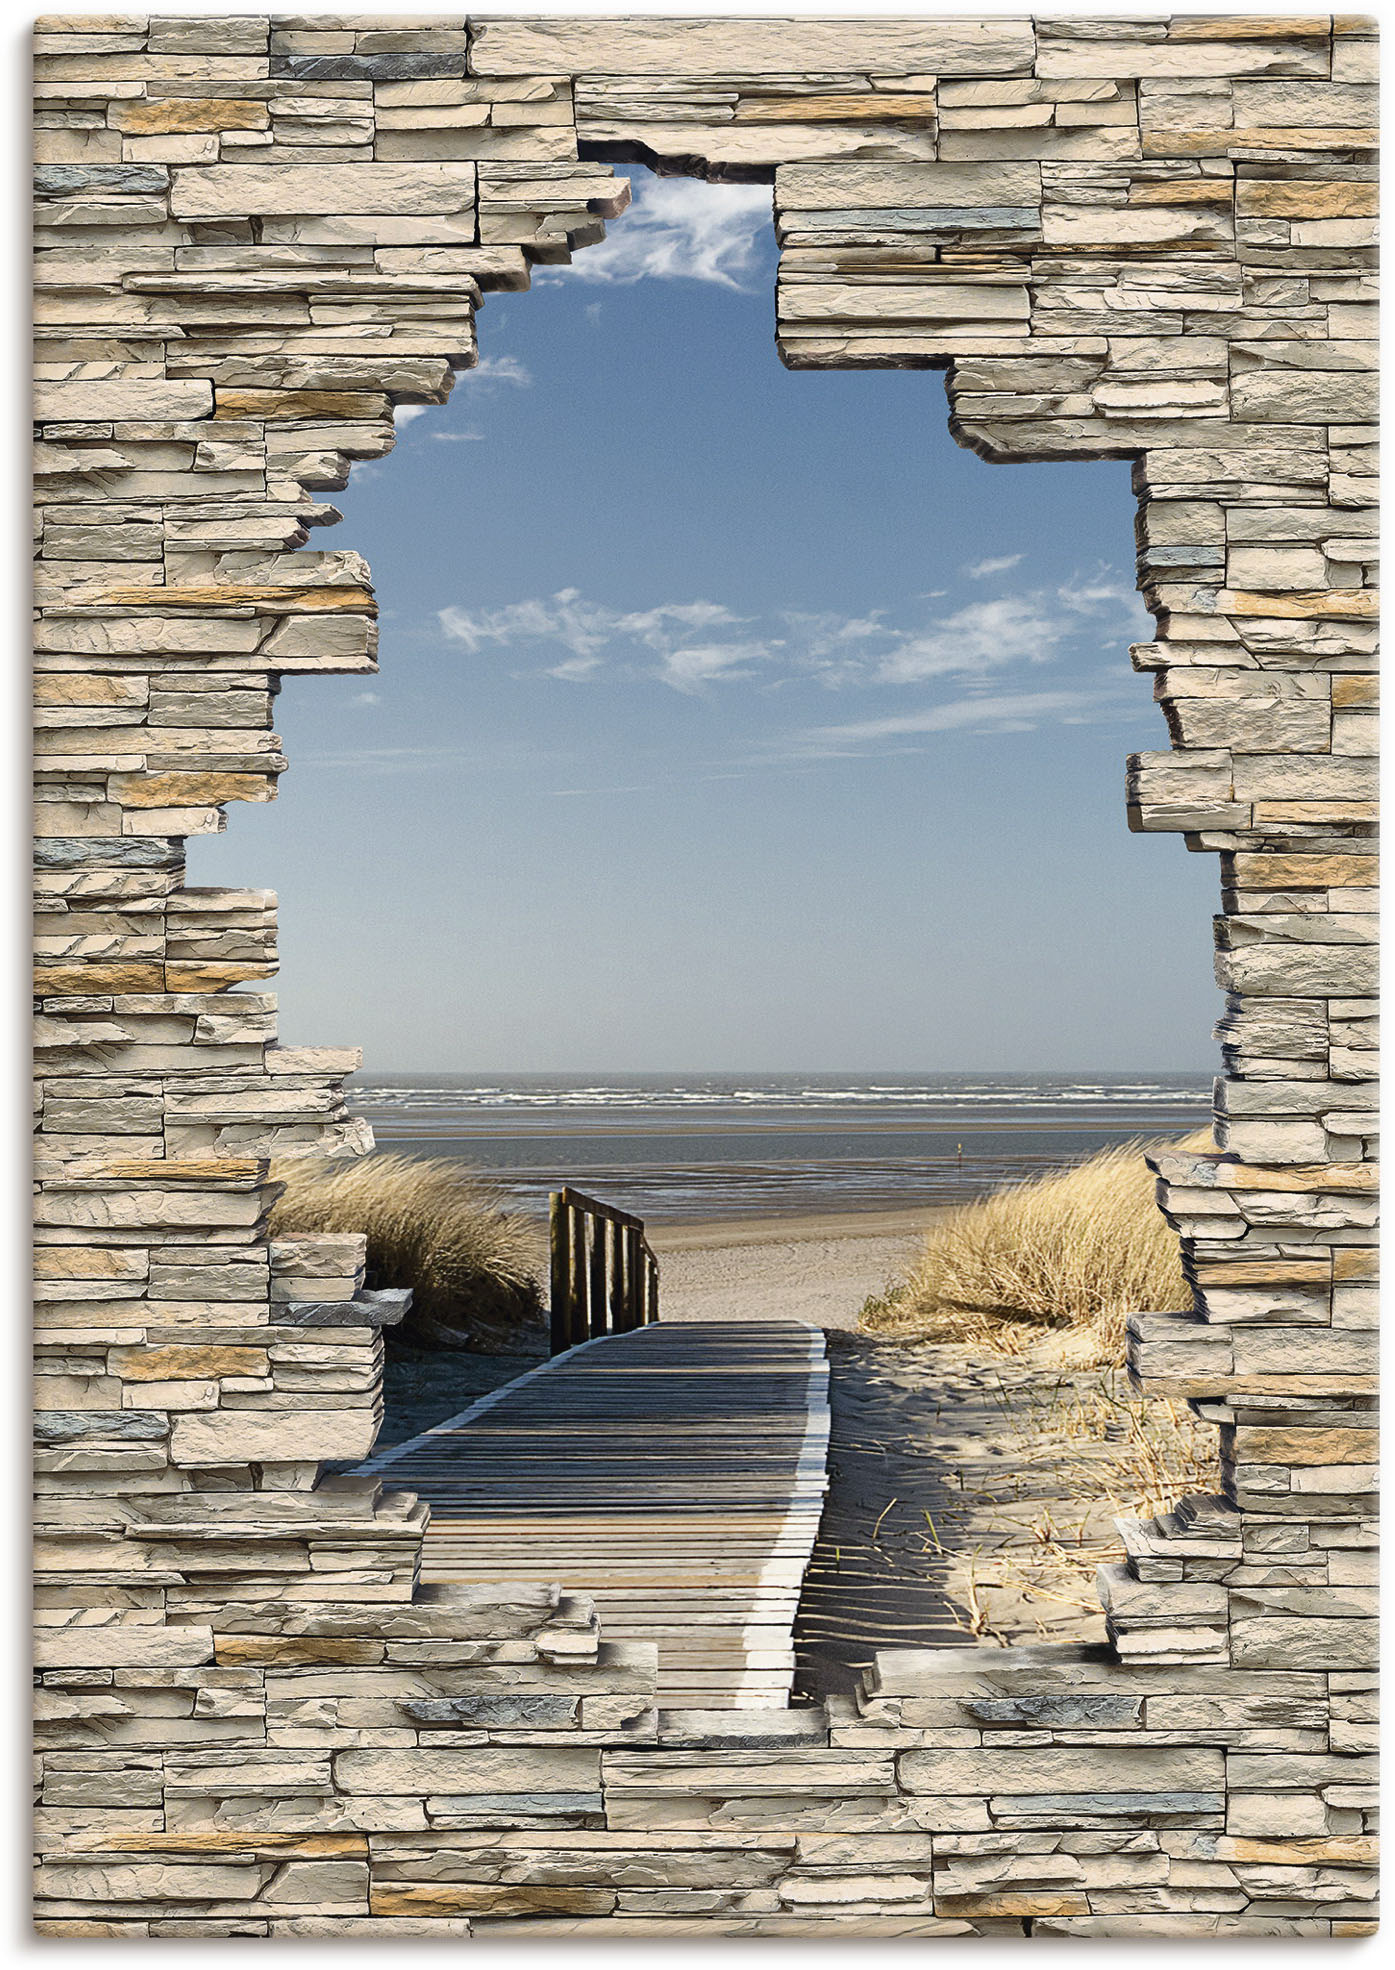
[647,1206,939,1331]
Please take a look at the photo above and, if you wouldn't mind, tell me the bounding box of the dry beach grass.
[860,1133,1211,1369]
[854,1133,1217,1642]
[930,1353,1215,1646]
[269,1153,547,1351]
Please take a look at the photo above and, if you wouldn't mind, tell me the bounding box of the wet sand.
[648,1206,939,1331]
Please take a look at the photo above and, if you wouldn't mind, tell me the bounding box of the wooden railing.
[549,1186,660,1356]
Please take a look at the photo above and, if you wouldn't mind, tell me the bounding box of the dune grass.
[860,1133,1210,1370]
[269,1153,547,1352]
[931,1361,1217,1646]
[855,1132,1216,1640]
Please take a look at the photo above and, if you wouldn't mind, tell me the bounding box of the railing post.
[588,1211,608,1339]
[624,1224,641,1332]
[571,1197,587,1355]
[548,1190,570,1356]
[617,1225,630,1333]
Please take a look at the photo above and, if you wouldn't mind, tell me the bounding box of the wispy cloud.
[659,641,768,689]
[554,176,774,290]
[965,551,1023,580]
[464,354,532,388]
[432,429,485,443]
[351,690,380,707]
[299,741,555,776]
[874,595,1068,685]
[438,588,765,693]
[875,578,1149,686]
[433,566,1150,714]
[393,404,431,427]
[783,689,1107,758]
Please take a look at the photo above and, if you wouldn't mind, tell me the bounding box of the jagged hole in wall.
[190,167,1219,1667]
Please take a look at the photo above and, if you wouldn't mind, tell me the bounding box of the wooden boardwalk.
[360,1321,830,1707]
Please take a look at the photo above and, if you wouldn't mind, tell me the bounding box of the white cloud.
[351,690,380,707]
[784,689,1108,756]
[557,176,773,290]
[432,429,485,443]
[874,595,1069,685]
[434,566,1149,707]
[658,641,769,692]
[1057,573,1147,620]
[438,588,758,691]
[463,354,532,389]
[393,404,430,426]
[964,551,1023,580]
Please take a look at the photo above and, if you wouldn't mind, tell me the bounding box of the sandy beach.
[647,1206,939,1330]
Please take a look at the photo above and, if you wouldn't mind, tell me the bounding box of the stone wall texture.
[33,11,1377,1938]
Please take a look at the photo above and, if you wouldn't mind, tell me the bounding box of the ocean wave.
[347,1073,1211,1119]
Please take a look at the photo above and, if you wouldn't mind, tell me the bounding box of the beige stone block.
[781,279,1028,326]
[168,163,477,219]
[901,1745,1221,1796]
[258,211,479,247]
[107,772,275,809]
[34,1860,266,1904]
[1039,38,1328,79]
[1043,205,1231,250]
[470,18,1036,76]
[32,1244,149,1280]
[370,1883,614,1918]
[110,1346,270,1382]
[1146,125,1377,157]
[1226,546,1328,590]
[777,160,1041,209]
[1232,1426,1378,1467]
[581,118,937,168]
[1242,178,1376,220]
[169,1408,375,1465]
[34,379,213,422]
[334,1745,601,1795]
[112,98,269,134]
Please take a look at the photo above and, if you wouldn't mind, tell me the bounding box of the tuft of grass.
[269,1153,547,1352]
[931,1360,1216,1647]
[861,1133,1211,1369]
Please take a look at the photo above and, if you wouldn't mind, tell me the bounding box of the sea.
[345,1072,1212,1226]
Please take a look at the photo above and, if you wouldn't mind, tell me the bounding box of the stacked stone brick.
[33,13,1376,1937]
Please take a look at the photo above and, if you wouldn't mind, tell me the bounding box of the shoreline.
[647,1204,947,1254]
[363,1115,1204,1139]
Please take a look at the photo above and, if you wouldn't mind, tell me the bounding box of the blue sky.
[191,170,1219,1074]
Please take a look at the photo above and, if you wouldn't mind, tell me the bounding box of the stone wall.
[33,12,1377,1937]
